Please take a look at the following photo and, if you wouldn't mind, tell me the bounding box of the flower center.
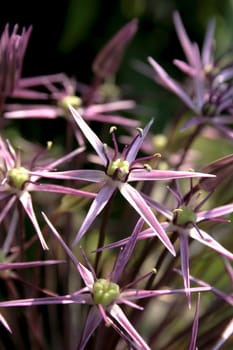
[174,205,197,226]
[107,158,130,181]
[8,166,30,189]
[93,278,120,306]
[59,95,82,112]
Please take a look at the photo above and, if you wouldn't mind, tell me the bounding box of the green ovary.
[93,279,120,306]
[8,167,30,189]
[176,205,197,225]
[107,158,130,181]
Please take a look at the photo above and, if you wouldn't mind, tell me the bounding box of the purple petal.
[29,183,96,199]
[121,287,211,301]
[0,260,65,270]
[92,18,138,79]
[125,119,154,163]
[30,169,105,183]
[128,169,215,182]
[174,270,233,306]
[197,204,233,222]
[202,18,215,67]
[110,304,151,350]
[189,293,200,350]
[94,227,156,253]
[73,184,116,245]
[69,105,107,166]
[111,218,144,283]
[19,191,48,250]
[148,56,197,111]
[179,233,191,307]
[173,11,196,65]
[79,307,102,350]
[189,227,233,261]
[119,183,176,256]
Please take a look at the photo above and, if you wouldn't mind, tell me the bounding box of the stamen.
[109,126,119,158]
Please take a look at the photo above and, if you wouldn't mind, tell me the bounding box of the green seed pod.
[93,279,120,306]
[175,205,197,225]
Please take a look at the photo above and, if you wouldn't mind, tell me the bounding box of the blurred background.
[1,0,233,135]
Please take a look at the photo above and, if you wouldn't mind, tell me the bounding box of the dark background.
[1,0,233,137]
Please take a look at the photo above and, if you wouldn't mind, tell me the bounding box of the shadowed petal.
[111,218,144,283]
[92,19,138,79]
[79,307,102,350]
[0,196,16,224]
[119,183,176,256]
[173,11,195,65]
[73,184,116,245]
[179,233,191,307]
[110,304,150,350]
[211,318,233,350]
[0,294,89,307]
[189,293,200,350]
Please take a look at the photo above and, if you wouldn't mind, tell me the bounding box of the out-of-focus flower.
[34,106,215,255]
[0,215,211,349]
[148,11,233,139]
[0,137,95,249]
[92,18,138,81]
[4,18,139,139]
[0,24,32,97]
[4,73,138,146]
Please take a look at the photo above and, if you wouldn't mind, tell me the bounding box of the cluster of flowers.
[0,11,232,350]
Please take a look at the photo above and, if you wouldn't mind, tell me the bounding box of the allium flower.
[34,106,214,255]
[0,24,32,98]
[148,11,233,138]
[100,181,233,305]
[4,72,138,147]
[0,137,95,249]
[0,215,211,349]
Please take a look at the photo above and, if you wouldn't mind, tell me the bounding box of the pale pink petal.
[128,169,215,182]
[79,307,102,350]
[73,184,116,245]
[119,183,176,256]
[19,191,48,250]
